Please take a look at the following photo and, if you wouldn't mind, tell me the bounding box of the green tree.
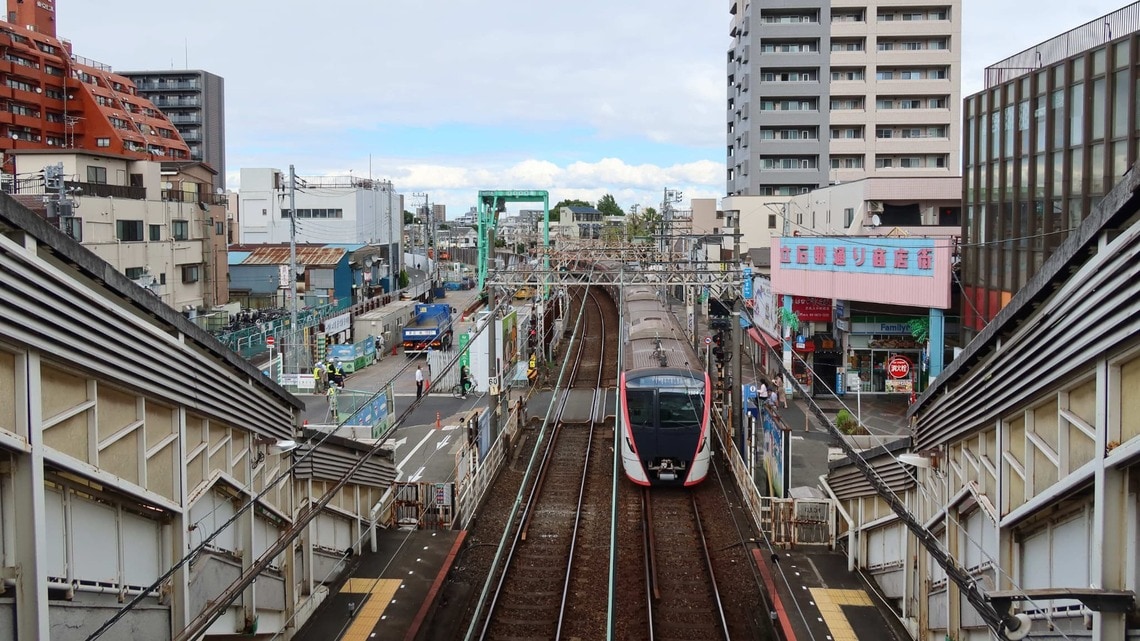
[596,193,623,217]
[398,269,409,288]
[626,207,662,242]
[404,211,415,224]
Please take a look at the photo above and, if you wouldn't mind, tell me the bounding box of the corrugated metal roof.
[227,251,250,265]
[241,246,347,267]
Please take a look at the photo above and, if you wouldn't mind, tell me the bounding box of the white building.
[6,150,229,314]
[237,168,402,249]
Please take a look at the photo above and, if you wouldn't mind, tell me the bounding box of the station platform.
[755,547,911,641]
[292,529,464,641]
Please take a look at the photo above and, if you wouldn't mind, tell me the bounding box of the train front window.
[626,389,655,428]
[658,389,704,429]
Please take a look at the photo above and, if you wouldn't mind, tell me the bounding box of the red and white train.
[617,285,712,486]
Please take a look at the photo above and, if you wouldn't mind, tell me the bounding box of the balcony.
[151,97,201,108]
[133,79,201,92]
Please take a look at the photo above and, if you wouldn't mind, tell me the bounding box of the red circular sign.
[887,356,910,379]
[266,336,275,347]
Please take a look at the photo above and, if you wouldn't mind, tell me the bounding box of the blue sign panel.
[742,266,753,298]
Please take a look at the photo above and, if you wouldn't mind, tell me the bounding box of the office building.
[122,69,226,190]
[726,0,961,197]
[960,3,1140,342]
[0,1,189,163]
[237,168,403,270]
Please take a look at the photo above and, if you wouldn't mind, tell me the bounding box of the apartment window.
[149,224,161,241]
[876,158,895,168]
[830,97,863,110]
[181,264,200,284]
[877,128,894,139]
[172,220,189,241]
[844,208,855,226]
[877,71,894,81]
[125,267,146,280]
[96,137,110,147]
[87,166,107,184]
[8,103,37,117]
[832,69,864,81]
[768,215,778,228]
[5,78,34,92]
[830,156,864,169]
[45,87,63,100]
[215,221,225,235]
[116,220,144,242]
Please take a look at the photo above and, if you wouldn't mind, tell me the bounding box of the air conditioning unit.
[867,200,884,212]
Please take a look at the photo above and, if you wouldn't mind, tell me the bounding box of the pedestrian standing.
[327,384,340,423]
[415,365,424,398]
[313,361,327,394]
[774,373,788,408]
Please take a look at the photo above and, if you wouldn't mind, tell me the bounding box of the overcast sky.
[57,1,1131,218]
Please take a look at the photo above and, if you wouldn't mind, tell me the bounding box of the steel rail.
[476,285,597,641]
[692,492,733,641]
[554,290,608,641]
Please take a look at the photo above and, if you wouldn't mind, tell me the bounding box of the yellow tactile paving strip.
[340,578,402,641]
[809,588,873,641]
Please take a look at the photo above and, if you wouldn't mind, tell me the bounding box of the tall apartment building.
[0,0,190,163]
[726,0,961,197]
[960,3,1140,343]
[122,70,226,190]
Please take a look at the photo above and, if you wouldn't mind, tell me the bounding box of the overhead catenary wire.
[87,295,510,641]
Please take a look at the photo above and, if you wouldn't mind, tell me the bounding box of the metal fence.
[985,1,1140,87]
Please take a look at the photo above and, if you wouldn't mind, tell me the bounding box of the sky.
[56,0,1132,219]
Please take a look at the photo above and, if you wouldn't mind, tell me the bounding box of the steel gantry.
[476,190,550,291]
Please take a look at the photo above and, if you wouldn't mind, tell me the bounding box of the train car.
[618,285,712,486]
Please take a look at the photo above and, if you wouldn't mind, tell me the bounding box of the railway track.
[474,288,615,640]
[643,488,730,641]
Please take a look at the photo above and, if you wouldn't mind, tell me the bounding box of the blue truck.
[402,303,453,356]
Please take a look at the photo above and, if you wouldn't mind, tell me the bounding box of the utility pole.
[661,188,682,261]
[387,183,398,289]
[288,165,299,388]
[487,233,499,439]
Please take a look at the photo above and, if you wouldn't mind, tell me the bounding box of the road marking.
[340,578,402,641]
[397,429,438,473]
[436,435,451,450]
[408,467,425,482]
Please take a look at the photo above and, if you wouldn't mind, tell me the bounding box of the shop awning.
[748,327,781,348]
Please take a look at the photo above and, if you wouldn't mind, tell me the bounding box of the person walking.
[415,365,424,398]
[774,373,788,408]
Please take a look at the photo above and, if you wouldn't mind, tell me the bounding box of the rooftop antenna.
[184,39,188,68]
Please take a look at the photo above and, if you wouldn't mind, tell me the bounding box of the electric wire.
[742,307,1077,638]
[87,292,509,640]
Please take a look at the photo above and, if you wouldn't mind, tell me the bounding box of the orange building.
[0,0,190,168]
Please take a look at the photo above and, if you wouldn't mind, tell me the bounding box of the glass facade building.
[961,4,1140,341]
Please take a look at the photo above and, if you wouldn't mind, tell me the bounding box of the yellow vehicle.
[515,286,534,300]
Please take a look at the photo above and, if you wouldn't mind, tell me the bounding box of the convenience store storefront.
[846,319,924,394]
